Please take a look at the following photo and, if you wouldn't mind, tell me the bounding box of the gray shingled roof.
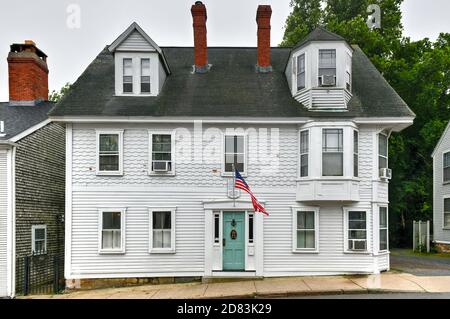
[50,45,414,119]
[0,101,54,141]
[293,26,347,50]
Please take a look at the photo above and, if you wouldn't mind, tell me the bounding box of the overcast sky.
[0,0,449,102]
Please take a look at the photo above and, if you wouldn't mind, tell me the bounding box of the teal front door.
[223,212,245,271]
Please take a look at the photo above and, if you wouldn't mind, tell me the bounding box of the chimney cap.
[257,5,272,19]
[191,1,207,16]
[10,41,47,60]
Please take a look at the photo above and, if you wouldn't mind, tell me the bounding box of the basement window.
[31,225,47,255]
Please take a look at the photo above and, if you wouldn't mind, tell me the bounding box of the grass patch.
[390,248,450,259]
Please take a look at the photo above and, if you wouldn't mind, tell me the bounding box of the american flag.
[234,169,269,216]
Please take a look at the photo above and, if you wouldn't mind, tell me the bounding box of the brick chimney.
[256,5,272,73]
[8,40,49,105]
[191,1,209,73]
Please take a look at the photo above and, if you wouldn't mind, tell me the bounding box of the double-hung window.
[123,58,133,93]
[347,211,367,251]
[354,130,359,177]
[319,49,336,86]
[379,207,388,251]
[141,58,151,93]
[444,152,450,183]
[224,135,245,173]
[297,54,306,90]
[346,53,352,91]
[378,133,388,170]
[100,210,125,253]
[444,198,450,229]
[149,208,176,253]
[31,225,47,255]
[150,133,173,173]
[97,131,123,175]
[322,129,343,176]
[293,208,318,251]
[300,130,309,177]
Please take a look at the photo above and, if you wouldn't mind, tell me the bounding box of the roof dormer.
[285,27,353,110]
[109,22,170,97]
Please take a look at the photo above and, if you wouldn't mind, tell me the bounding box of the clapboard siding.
[69,123,387,277]
[116,30,155,51]
[433,129,450,243]
[0,150,8,296]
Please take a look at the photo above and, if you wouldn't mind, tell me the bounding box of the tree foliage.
[281,0,450,246]
[49,83,72,103]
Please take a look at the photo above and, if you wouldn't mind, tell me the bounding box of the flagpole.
[232,163,236,207]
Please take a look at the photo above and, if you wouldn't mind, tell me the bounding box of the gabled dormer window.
[123,58,133,93]
[318,49,336,87]
[297,54,306,91]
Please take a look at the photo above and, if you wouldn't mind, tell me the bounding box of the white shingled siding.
[68,123,388,278]
[433,128,450,243]
[116,30,155,52]
[0,149,9,296]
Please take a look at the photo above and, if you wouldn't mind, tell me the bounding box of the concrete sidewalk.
[20,272,450,299]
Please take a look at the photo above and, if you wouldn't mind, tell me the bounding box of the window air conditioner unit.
[320,75,336,87]
[348,239,367,251]
[379,168,392,180]
[152,161,171,172]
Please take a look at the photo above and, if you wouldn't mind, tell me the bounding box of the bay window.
[322,129,343,176]
[354,130,359,177]
[378,133,388,170]
[379,207,388,251]
[297,54,305,90]
[300,130,309,177]
[318,49,336,86]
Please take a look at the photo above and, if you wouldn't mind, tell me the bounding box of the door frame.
[203,199,264,276]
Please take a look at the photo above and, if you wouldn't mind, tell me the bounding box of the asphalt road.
[390,251,450,276]
[286,292,450,299]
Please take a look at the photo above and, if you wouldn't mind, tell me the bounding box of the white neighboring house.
[50,3,415,288]
[432,121,450,253]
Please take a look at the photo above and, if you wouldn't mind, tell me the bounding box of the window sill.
[297,177,360,182]
[96,171,123,176]
[148,171,176,177]
[221,172,247,178]
[292,249,319,254]
[149,249,176,254]
[343,250,371,255]
[442,181,450,185]
[99,250,125,255]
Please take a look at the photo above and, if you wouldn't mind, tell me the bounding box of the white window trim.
[378,132,389,177]
[140,58,151,94]
[98,208,127,254]
[318,49,337,87]
[96,130,124,176]
[443,196,450,230]
[343,208,370,254]
[378,205,389,252]
[442,149,450,184]
[31,225,47,255]
[148,130,176,176]
[149,207,176,254]
[299,129,310,178]
[222,132,248,177]
[321,127,344,177]
[291,206,319,253]
[296,53,307,92]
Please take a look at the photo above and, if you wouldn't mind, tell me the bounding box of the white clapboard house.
[431,121,450,253]
[49,3,415,288]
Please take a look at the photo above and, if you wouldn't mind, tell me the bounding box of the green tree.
[49,82,72,103]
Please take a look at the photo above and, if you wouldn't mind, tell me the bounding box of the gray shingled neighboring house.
[0,41,65,298]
